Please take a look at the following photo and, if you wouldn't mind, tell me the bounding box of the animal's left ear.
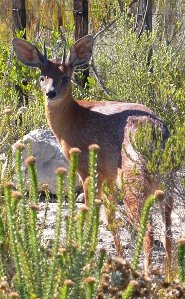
[67,35,94,68]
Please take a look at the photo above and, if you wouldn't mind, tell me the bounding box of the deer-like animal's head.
[13,35,94,105]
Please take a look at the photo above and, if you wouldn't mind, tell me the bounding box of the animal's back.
[78,100,155,115]
[75,100,169,184]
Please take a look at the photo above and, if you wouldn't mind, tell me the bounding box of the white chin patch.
[46,96,57,101]
[45,97,62,104]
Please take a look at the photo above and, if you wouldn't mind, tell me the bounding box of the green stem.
[26,159,43,297]
[177,240,185,282]
[67,149,80,245]
[15,146,29,247]
[85,145,99,250]
[59,280,74,299]
[84,277,96,299]
[45,168,66,299]
[122,281,137,299]
[4,184,28,298]
[77,205,88,248]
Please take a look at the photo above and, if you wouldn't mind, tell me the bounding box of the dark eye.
[40,76,45,82]
[39,76,45,88]
[62,75,69,85]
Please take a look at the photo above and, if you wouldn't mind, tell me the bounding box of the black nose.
[46,90,56,99]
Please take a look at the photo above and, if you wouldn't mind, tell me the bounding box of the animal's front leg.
[160,194,173,273]
[82,176,103,206]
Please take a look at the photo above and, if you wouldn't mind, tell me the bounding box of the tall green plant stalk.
[3,182,28,298]
[64,145,104,298]
[91,199,101,249]
[122,190,164,299]
[95,248,106,283]
[63,148,83,297]
[15,143,25,193]
[85,144,99,250]
[84,277,96,299]
[0,217,7,278]
[26,156,38,204]
[88,144,99,201]
[177,239,185,282]
[122,280,138,299]
[59,279,74,299]
[45,167,67,299]
[77,205,89,248]
[66,148,81,245]
[0,161,3,187]
[40,183,50,235]
[25,156,43,297]
[15,144,29,246]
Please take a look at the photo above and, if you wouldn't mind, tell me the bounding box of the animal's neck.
[45,93,78,141]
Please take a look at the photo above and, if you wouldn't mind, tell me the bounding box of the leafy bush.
[0,36,46,161]
[92,14,185,198]
[94,15,185,128]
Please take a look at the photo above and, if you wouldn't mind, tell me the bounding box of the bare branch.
[94,18,119,40]
[117,0,123,13]
[128,0,139,8]
[94,0,140,40]
[90,57,111,96]
[138,0,149,38]
[134,0,140,31]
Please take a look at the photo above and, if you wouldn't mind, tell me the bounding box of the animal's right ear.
[13,38,44,68]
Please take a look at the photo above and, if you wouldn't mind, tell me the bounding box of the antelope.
[13,35,172,273]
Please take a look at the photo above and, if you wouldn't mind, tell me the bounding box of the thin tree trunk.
[57,2,63,31]
[138,0,152,35]
[12,0,27,123]
[73,0,89,87]
[117,0,123,13]
[12,0,26,39]
[145,0,153,66]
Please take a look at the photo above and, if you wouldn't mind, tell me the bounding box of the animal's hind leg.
[123,180,154,273]
[143,221,154,274]
[160,194,173,272]
[121,156,155,273]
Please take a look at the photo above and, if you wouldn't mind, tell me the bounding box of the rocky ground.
[38,195,185,272]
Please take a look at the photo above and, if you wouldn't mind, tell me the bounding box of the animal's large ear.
[13,38,45,68]
[67,35,94,68]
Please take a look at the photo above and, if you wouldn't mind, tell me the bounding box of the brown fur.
[45,93,172,273]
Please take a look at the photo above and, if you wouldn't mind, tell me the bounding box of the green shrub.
[0,144,107,298]
[94,14,185,129]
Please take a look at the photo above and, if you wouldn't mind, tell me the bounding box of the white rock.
[12,129,82,194]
